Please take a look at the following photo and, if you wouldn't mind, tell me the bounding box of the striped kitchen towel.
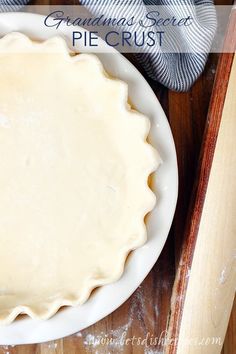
[0,0,217,91]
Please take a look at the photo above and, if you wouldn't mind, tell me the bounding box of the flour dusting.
[144,349,163,354]
[75,284,162,353]
[0,114,10,128]
[47,342,58,349]
[219,268,226,284]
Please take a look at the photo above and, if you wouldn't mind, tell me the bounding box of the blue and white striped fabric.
[80,0,217,91]
[0,0,28,12]
[0,0,217,91]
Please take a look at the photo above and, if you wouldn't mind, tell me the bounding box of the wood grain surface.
[0,0,235,353]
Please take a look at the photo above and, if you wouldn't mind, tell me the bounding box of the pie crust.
[0,33,159,325]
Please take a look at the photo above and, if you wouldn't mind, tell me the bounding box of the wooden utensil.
[166,4,236,354]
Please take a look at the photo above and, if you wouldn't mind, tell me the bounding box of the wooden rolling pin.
[166,4,236,354]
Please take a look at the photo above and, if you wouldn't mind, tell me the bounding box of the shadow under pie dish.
[0,32,160,325]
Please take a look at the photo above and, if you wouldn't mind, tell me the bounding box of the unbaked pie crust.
[0,33,159,325]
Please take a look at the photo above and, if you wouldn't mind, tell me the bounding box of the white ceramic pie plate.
[0,12,178,345]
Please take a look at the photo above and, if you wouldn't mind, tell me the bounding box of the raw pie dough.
[0,33,159,325]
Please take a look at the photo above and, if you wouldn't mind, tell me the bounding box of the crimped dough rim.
[0,33,160,325]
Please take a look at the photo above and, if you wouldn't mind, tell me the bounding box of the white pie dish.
[0,12,178,345]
